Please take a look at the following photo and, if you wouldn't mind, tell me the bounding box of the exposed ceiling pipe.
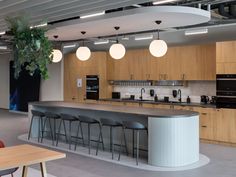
[218,3,236,18]
[229,4,236,16]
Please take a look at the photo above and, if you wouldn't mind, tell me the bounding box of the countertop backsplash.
[113,81,216,103]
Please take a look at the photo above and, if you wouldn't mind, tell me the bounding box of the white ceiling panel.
[0,0,153,31]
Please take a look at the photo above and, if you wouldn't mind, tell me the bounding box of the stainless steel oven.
[216,74,236,108]
[86,75,99,100]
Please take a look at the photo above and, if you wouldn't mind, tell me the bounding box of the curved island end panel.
[28,101,199,168]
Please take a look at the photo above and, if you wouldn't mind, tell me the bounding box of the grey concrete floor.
[0,109,236,177]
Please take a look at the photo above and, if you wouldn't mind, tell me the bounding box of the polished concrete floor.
[0,109,236,177]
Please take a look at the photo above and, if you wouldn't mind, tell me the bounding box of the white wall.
[0,53,11,109]
[39,61,64,101]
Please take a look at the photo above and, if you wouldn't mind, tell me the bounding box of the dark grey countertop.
[30,101,199,118]
[99,98,216,108]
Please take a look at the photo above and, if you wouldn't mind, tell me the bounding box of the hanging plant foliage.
[6,16,53,80]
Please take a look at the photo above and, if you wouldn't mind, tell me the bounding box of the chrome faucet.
[140,88,145,100]
[178,89,182,103]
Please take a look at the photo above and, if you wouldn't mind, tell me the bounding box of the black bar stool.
[41,112,60,146]
[28,110,45,142]
[118,121,147,166]
[56,114,80,150]
[96,118,128,159]
[75,115,104,154]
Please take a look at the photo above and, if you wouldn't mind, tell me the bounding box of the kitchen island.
[28,101,199,167]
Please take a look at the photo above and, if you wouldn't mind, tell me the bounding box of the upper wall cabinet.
[216,41,236,74]
[107,43,216,81]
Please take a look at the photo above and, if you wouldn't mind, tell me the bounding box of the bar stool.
[118,121,147,165]
[28,110,45,142]
[41,112,60,146]
[75,115,104,154]
[56,113,80,150]
[96,118,128,159]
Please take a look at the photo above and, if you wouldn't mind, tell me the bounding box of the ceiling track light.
[135,35,153,41]
[0,46,7,50]
[94,39,109,45]
[63,44,76,48]
[109,26,126,60]
[185,28,208,36]
[80,11,105,19]
[149,20,168,58]
[0,31,6,35]
[76,31,91,61]
[153,0,180,5]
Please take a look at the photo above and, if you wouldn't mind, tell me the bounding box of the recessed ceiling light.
[80,11,105,19]
[0,31,6,35]
[185,28,208,36]
[30,22,47,29]
[0,46,7,50]
[94,39,109,45]
[63,44,76,48]
[135,35,153,41]
[153,0,180,5]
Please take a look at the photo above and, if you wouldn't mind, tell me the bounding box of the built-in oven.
[86,75,99,100]
[216,74,236,108]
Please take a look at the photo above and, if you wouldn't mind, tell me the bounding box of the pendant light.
[149,21,168,58]
[109,27,126,60]
[76,31,91,61]
[52,49,63,63]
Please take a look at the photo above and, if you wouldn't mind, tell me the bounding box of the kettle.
[201,95,209,104]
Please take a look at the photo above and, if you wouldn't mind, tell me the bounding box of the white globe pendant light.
[52,49,63,63]
[109,43,126,60]
[109,26,126,60]
[149,21,168,58]
[76,31,91,61]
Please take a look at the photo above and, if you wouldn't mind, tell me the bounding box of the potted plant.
[6,16,53,80]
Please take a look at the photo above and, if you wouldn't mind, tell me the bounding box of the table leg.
[22,166,28,177]
[40,162,48,177]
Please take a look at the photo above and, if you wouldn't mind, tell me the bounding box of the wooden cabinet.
[216,41,236,74]
[107,44,216,81]
[64,52,110,102]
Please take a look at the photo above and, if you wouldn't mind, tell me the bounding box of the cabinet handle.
[72,97,76,100]
[182,74,185,80]
[130,74,133,80]
[201,113,207,115]
[201,125,207,128]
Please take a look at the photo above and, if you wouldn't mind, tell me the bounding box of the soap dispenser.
[187,96,191,103]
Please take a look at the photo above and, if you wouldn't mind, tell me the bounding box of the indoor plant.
[6,16,53,79]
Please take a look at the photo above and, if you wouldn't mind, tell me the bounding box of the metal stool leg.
[80,122,85,146]
[111,127,114,160]
[41,118,47,143]
[96,124,102,155]
[99,124,105,150]
[53,118,57,145]
[62,120,68,143]
[88,123,91,154]
[48,119,54,145]
[56,119,62,146]
[37,117,41,142]
[132,129,135,158]
[110,127,112,152]
[69,121,72,150]
[118,127,124,161]
[28,116,34,140]
[123,127,129,156]
[74,122,80,151]
[136,130,139,166]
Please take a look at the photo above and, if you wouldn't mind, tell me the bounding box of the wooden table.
[0,144,66,177]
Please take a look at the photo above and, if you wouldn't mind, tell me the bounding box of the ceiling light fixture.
[109,27,126,60]
[52,49,63,63]
[76,31,91,61]
[80,11,105,19]
[149,20,168,58]
[0,46,7,50]
[135,35,153,41]
[63,44,76,48]
[185,28,208,36]
[153,0,180,5]
[121,36,129,40]
[0,31,6,35]
[30,22,48,29]
[94,39,109,45]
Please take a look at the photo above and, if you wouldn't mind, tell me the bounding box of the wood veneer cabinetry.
[216,41,236,74]
[107,44,216,81]
[64,52,111,102]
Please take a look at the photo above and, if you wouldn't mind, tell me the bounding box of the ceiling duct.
[218,3,236,18]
